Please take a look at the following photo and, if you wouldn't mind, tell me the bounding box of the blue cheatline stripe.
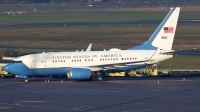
[128,7,176,50]
[4,63,70,76]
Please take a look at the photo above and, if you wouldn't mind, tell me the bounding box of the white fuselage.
[15,49,173,71]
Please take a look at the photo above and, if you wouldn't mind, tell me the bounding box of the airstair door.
[30,57,36,68]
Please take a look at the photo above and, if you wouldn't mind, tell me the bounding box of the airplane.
[3,7,180,83]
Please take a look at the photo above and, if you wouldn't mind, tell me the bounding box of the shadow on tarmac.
[12,73,200,83]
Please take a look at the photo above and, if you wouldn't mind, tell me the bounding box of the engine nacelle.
[67,68,91,80]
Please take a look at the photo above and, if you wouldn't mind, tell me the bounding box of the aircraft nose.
[3,65,8,71]
[3,64,13,73]
[3,63,27,76]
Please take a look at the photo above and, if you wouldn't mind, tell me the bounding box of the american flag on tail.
[164,27,174,33]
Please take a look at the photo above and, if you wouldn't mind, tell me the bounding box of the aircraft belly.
[8,63,70,76]
[29,68,66,76]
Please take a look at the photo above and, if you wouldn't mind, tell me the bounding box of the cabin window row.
[72,59,94,62]
[52,60,65,63]
[100,57,137,61]
[121,57,137,60]
[100,58,118,61]
[85,59,93,62]
[72,59,81,62]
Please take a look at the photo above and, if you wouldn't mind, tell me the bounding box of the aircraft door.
[30,57,36,68]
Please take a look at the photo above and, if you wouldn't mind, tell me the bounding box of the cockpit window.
[11,61,22,63]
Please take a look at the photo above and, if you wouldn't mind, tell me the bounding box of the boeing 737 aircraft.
[3,7,180,83]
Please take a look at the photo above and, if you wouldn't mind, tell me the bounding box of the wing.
[81,59,150,71]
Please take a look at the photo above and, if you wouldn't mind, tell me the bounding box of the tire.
[98,76,103,81]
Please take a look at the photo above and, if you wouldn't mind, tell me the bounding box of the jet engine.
[67,68,92,80]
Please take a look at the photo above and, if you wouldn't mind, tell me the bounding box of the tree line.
[0,0,200,3]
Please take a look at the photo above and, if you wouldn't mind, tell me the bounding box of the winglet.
[86,43,92,52]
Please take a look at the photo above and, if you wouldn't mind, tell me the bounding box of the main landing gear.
[97,76,103,81]
[94,72,103,82]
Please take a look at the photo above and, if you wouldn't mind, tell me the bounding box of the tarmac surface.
[0,74,200,112]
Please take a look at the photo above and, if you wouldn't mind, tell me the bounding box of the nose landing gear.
[24,78,29,83]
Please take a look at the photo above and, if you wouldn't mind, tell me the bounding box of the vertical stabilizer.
[129,7,180,50]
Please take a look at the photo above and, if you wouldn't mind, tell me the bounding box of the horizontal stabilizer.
[160,50,175,54]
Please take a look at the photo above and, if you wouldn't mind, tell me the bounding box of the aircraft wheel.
[1,75,5,78]
[24,78,29,83]
[98,76,103,81]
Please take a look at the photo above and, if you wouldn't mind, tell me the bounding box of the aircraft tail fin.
[129,7,180,50]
